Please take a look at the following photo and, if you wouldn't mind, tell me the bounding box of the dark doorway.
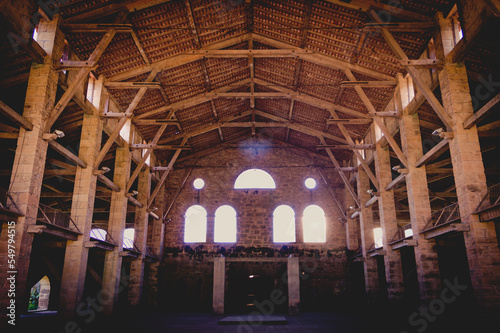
[347,261,366,308]
[400,247,419,308]
[225,262,287,315]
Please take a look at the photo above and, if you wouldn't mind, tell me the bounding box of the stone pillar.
[287,256,300,315]
[357,165,379,302]
[101,147,131,314]
[345,171,359,251]
[128,167,150,306]
[397,74,441,303]
[147,181,166,306]
[436,15,500,309]
[0,15,64,321]
[59,77,105,317]
[212,256,225,314]
[374,142,404,301]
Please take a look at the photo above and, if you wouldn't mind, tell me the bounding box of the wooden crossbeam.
[95,70,159,167]
[0,100,33,131]
[399,59,443,69]
[48,140,87,168]
[326,119,373,125]
[370,10,452,130]
[319,137,360,208]
[126,124,168,191]
[45,28,118,132]
[148,138,188,208]
[385,174,406,191]
[97,174,120,192]
[317,144,375,150]
[317,168,346,219]
[416,139,449,168]
[340,81,397,87]
[60,23,134,33]
[104,82,161,89]
[344,69,409,168]
[464,93,500,129]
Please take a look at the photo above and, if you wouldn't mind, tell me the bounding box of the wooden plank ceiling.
[4,0,460,166]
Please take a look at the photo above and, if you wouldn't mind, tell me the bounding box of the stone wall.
[158,138,352,312]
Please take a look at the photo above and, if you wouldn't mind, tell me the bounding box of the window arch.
[184,205,207,243]
[303,205,326,243]
[214,205,237,243]
[273,205,296,243]
[234,169,276,189]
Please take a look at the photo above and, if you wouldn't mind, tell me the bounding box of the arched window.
[123,228,135,249]
[303,205,326,243]
[28,276,51,311]
[184,205,207,243]
[273,205,296,243]
[214,205,237,243]
[234,169,276,189]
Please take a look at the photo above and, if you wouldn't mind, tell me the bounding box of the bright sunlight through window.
[374,227,383,249]
[273,205,296,243]
[90,228,107,242]
[234,169,276,189]
[214,206,237,243]
[184,205,207,243]
[303,205,326,243]
[123,228,135,249]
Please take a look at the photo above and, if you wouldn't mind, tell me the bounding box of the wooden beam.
[415,139,449,168]
[254,78,370,119]
[0,100,33,131]
[48,140,87,168]
[326,119,373,125]
[60,23,133,33]
[163,167,193,220]
[0,133,18,139]
[148,138,188,208]
[45,28,118,132]
[317,167,346,219]
[385,174,406,191]
[340,81,397,87]
[464,93,500,129]
[344,69,409,168]
[399,59,443,69]
[319,137,360,208]
[370,10,453,130]
[97,174,120,192]
[126,124,167,191]
[316,144,375,150]
[251,33,395,81]
[104,82,161,89]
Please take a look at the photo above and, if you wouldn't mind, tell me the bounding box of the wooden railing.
[89,225,117,245]
[423,202,461,232]
[474,183,500,221]
[389,223,413,244]
[0,187,23,215]
[37,203,81,233]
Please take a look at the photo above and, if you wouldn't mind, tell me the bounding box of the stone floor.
[13,305,494,333]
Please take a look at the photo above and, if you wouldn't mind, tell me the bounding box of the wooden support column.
[213,256,225,314]
[0,15,64,320]
[101,147,131,314]
[128,167,151,306]
[59,75,105,317]
[374,141,404,301]
[357,164,379,302]
[397,74,441,303]
[344,164,359,251]
[436,14,500,309]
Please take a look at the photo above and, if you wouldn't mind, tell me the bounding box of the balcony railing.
[389,223,413,244]
[89,225,117,246]
[423,202,461,232]
[0,187,23,216]
[37,203,81,233]
[474,183,500,221]
[145,245,159,261]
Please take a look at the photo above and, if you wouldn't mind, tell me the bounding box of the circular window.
[193,178,205,190]
[305,178,317,189]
